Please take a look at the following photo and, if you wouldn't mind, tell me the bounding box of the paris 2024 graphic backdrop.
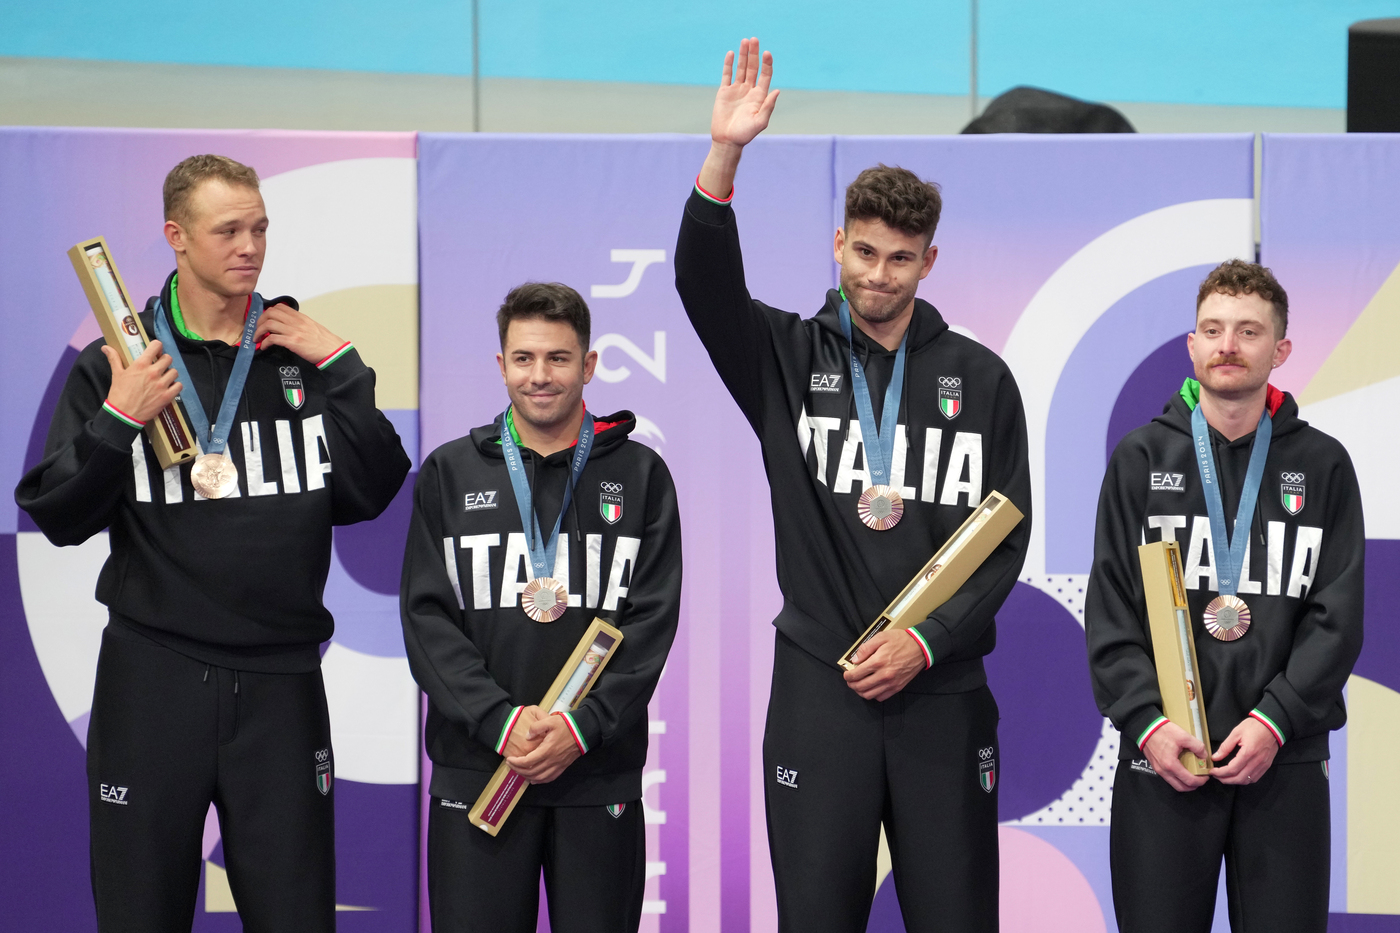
[2,127,1396,932]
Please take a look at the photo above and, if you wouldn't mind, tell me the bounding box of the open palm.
[711,37,780,146]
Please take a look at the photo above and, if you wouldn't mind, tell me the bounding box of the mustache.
[1209,355,1249,368]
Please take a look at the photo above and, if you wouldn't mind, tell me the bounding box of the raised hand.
[711,37,779,148]
[698,38,779,200]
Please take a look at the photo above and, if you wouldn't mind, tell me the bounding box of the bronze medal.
[857,484,904,531]
[190,453,239,499]
[521,577,568,623]
[1203,594,1251,641]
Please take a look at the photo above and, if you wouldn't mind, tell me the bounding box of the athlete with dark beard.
[675,38,1031,933]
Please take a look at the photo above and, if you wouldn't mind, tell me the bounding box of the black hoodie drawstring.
[567,459,583,543]
[526,450,539,552]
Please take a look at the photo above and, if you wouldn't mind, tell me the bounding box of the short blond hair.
[163,154,260,227]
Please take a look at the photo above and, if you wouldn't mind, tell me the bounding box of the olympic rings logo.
[1280,472,1305,484]
[600,482,624,493]
[280,366,301,377]
[939,376,962,388]
[978,746,994,760]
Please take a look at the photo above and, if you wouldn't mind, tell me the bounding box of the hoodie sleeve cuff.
[489,705,524,755]
[1249,708,1286,746]
[687,186,734,227]
[905,628,933,669]
[1135,714,1171,750]
[554,710,590,755]
[101,401,145,430]
[316,341,356,371]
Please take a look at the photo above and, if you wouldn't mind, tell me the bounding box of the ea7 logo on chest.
[1280,472,1306,514]
[464,491,499,512]
[810,373,843,394]
[1150,472,1186,493]
[279,366,305,410]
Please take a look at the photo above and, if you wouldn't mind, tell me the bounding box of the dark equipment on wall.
[1349,18,1400,132]
[962,86,1135,134]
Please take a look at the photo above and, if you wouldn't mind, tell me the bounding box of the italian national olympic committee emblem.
[977,745,996,793]
[1280,471,1305,515]
[280,365,305,411]
[938,376,962,420]
[315,747,332,796]
[600,481,624,524]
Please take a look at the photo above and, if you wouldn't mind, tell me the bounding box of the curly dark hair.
[163,154,260,227]
[496,282,591,349]
[1196,259,1289,338]
[844,164,943,243]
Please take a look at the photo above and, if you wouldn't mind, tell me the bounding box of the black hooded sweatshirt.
[675,188,1031,690]
[400,410,681,806]
[15,272,411,672]
[1085,383,1365,762]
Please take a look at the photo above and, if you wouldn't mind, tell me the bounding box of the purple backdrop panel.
[0,127,420,930]
[1261,134,1400,918]
[418,133,833,932]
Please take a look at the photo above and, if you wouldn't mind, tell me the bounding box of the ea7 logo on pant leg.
[938,376,963,420]
[1280,472,1305,514]
[279,366,305,410]
[600,482,624,524]
[314,747,332,796]
[99,783,130,805]
[775,765,799,789]
[977,745,996,793]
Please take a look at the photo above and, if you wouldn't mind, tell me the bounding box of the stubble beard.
[841,273,915,327]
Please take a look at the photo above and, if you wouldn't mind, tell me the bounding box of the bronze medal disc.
[1203,594,1251,641]
[522,577,568,623]
[857,485,904,531]
[191,453,239,499]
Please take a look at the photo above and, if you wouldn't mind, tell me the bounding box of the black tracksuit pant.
[1110,758,1331,933]
[427,797,646,932]
[762,632,1001,933]
[86,622,335,932]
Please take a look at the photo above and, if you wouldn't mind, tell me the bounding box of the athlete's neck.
[174,268,251,345]
[851,301,913,352]
[515,402,586,457]
[1199,385,1268,442]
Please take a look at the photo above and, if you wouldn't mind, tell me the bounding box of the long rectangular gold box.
[1138,540,1212,774]
[838,491,1024,670]
[469,618,625,835]
[68,237,197,470]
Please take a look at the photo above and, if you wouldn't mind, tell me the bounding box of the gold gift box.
[1137,540,1212,774]
[838,491,1024,670]
[469,618,625,835]
[68,237,197,470]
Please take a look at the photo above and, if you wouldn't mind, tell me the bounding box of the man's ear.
[164,220,185,254]
[496,351,508,384]
[1271,338,1293,370]
[833,228,845,266]
[919,244,939,280]
[582,349,599,384]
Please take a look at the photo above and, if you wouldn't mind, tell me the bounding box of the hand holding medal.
[838,300,908,531]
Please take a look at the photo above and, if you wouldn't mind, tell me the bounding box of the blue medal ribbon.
[499,407,595,580]
[1190,403,1271,595]
[153,292,263,457]
[838,300,908,488]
